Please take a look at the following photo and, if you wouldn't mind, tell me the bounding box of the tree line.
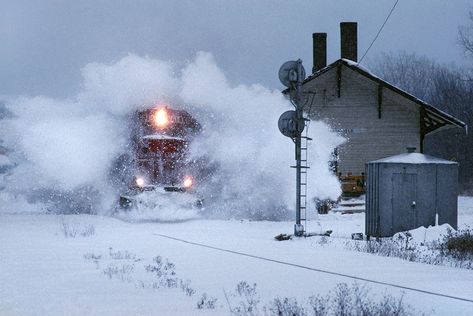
[369,13,473,193]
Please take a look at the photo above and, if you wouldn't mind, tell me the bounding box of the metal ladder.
[299,119,312,233]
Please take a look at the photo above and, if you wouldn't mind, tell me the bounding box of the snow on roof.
[370,152,457,164]
[141,134,184,141]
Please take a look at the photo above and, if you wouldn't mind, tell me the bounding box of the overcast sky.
[1,0,472,98]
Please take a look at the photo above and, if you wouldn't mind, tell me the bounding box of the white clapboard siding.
[301,64,420,175]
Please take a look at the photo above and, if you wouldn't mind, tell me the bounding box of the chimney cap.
[340,21,358,25]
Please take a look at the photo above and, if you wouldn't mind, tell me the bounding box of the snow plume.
[180,52,344,219]
[0,53,343,218]
[305,121,346,201]
[1,55,178,214]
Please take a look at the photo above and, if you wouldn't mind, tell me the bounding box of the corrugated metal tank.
[365,152,458,237]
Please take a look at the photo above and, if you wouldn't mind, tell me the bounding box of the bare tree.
[459,10,473,59]
[369,52,473,192]
[370,52,436,101]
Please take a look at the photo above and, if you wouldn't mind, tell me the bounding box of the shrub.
[349,239,418,262]
[103,263,135,282]
[327,283,417,316]
[83,252,102,261]
[227,281,421,316]
[145,256,178,289]
[308,295,328,316]
[108,247,137,260]
[347,233,473,270]
[60,218,95,237]
[375,293,412,316]
[180,279,196,296]
[83,252,102,269]
[317,236,330,246]
[225,281,260,316]
[267,297,307,316]
[330,283,410,316]
[439,228,473,260]
[196,293,218,309]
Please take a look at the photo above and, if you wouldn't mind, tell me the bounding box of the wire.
[359,0,400,63]
[304,91,317,131]
[153,233,473,304]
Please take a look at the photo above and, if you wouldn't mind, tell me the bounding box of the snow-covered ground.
[1,197,473,315]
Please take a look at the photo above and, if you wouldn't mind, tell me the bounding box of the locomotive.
[118,104,203,209]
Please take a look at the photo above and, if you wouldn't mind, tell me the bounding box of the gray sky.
[1,0,472,98]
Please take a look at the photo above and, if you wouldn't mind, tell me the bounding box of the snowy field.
[1,197,473,315]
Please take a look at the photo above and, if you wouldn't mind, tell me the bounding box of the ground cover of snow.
[1,197,473,315]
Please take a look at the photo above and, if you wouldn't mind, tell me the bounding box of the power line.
[153,232,473,304]
[359,0,400,63]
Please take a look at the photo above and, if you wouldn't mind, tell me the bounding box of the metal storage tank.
[365,150,458,238]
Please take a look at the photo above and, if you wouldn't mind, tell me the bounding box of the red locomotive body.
[118,105,202,208]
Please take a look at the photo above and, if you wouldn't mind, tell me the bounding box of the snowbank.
[393,223,454,245]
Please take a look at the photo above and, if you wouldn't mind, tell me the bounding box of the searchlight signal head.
[278,60,306,88]
[278,110,305,138]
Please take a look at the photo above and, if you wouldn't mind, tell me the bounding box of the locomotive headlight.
[183,176,193,188]
[153,108,169,128]
[135,176,146,188]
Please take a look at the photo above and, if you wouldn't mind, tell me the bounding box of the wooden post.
[419,107,426,153]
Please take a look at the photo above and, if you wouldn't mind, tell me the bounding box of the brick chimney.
[312,33,327,73]
[340,22,357,62]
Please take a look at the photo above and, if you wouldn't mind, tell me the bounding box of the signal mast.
[278,59,309,236]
